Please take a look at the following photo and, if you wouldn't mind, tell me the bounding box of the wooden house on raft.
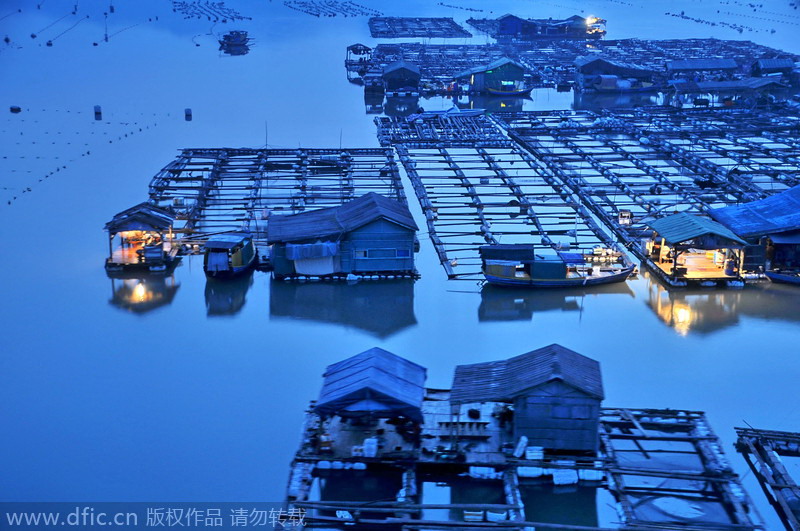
[104,202,179,275]
[450,344,604,455]
[266,192,419,279]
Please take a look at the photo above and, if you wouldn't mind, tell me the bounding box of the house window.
[354,250,367,258]
[397,249,411,258]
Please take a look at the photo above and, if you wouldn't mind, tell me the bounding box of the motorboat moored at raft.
[478,244,634,288]
[765,270,800,286]
[203,233,257,279]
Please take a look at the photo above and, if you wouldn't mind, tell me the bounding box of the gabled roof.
[647,212,747,246]
[455,57,524,79]
[450,344,604,404]
[575,55,654,73]
[383,60,421,77]
[315,347,427,422]
[667,58,738,72]
[754,58,795,70]
[105,202,174,234]
[267,192,418,243]
[709,185,800,239]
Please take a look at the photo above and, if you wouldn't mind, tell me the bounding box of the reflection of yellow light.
[133,283,147,302]
[672,303,693,336]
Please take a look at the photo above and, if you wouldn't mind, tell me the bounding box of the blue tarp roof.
[267,192,418,243]
[647,212,747,246]
[709,185,800,239]
[451,344,604,404]
[315,347,427,422]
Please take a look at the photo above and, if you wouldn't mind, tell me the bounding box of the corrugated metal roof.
[315,347,427,422]
[574,55,653,74]
[667,58,738,71]
[105,202,174,233]
[755,58,795,70]
[647,212,747,246]
[267,192,418,243]
[709,185,800,239]
[450,344,604,404]
[383,60,421,77]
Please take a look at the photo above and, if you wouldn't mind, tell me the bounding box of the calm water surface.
[1,0,798,527]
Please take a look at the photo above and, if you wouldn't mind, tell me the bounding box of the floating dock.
[376,104,800,287]
[736,427,800,530]
[287,346,762,530]
[347,39,797,94]
[369,17,472,39]
[144,148,406,247]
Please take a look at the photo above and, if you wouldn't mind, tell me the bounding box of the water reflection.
[269,280,417,338]
[646,279,800,336]
[479,283,635,322]
[109,275,180,314]
[521,484,598,529]
[455,94,529,113]
[573,90,661,111]
[205,272,254,317]
[384,95,421,117]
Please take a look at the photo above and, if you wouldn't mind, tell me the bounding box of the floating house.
[451,344,603,454]
[710,185,800,283]
[751,57,795,78]
[104,202,178,274]
[314,347,427,424]
[288,345,759,529]
[203,233,257,279]
[644,212,747,286]
[455,57,528,95]
[494,14,605,40]
[381,60,421,95]
[267,192,418,279]
[575,56,657,92]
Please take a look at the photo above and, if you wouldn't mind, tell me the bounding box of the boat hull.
[486,87,532,97]
[765,271,800,286]
[484,266,634,288]
[204,258,257,279]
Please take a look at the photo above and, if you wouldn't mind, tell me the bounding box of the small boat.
[479,244,634,288]
[486,83,532,96]
[204,233,257,279]
[765,270,800,286]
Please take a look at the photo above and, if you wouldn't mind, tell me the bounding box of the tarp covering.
[206,251,229,272]
[451,344,604,404]
[286,241,338,260]
[647,212,747,247]
[557,252,585,264]
[771,230,800,245]
[293,256,336,276]
[709,185,800,239]
[267,192,418,243]
[205,233,251,251]
[479,244,539,262]
[315,347,427,422]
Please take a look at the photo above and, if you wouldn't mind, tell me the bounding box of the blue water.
[1,0,799,527]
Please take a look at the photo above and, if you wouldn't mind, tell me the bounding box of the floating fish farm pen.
[492,105,800,288]
[368,17,472,39]
[105,148,407,266]
[735,428,800,530]
[287,345,763,530]
[376,111,634,280]
[347,38,798,95]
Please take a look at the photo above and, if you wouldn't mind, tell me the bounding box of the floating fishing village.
[3,1,800,530]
